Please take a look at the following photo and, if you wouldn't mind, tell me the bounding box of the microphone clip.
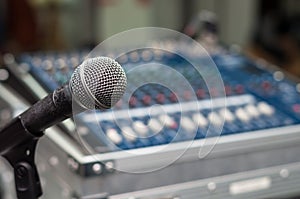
[0,117,43,199]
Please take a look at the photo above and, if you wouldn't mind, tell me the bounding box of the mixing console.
[17,45,300,152]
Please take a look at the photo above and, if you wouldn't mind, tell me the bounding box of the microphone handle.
[20,84,73,135]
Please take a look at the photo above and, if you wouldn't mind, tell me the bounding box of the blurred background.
[1,1,300,199]
[0,0,299,75]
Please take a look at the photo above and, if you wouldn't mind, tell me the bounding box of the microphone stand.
[0,117,43,199]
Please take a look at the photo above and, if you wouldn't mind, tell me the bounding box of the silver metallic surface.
[69,57,127,110]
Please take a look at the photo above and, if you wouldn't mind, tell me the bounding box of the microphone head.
[69,57,127,110]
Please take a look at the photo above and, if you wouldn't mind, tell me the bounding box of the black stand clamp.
[0,117,43,199]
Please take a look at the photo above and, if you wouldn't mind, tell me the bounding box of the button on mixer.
[141,50,153,62]
[235,84,244,94]
[196,89,206,99]
[142,95,152,105]
[169,92,178,102]
[192,113,208,127]
[129,51,140,62]
[183,91,192,100]
[121,126,137,142]
[181,116,197,133]
[261,81,271,91]
[106,128,122,145]
[257,102,275,116]
[208,112,223,126]
[292,104,300,113]
[156,93,166,104]
[129,96,137,107]
[148,118,163,134]
[219,108,235,122]
[245,104,260,118]
[273,71,284,81]
[235,108,250,122]
[133,121,149,137]
[116,54,128,64]
[225,85,232,96]
[159,114,178,129]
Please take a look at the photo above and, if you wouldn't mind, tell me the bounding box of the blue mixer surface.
[17,46,300,151]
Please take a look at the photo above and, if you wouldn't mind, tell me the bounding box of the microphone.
[0,56,127,199]
[0,56,127,153]
[23,56,127,134]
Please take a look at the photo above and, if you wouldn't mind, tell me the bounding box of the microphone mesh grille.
[70,57,127,109]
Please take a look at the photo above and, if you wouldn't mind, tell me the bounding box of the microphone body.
[20,84,72,135]
[0,84,72,155]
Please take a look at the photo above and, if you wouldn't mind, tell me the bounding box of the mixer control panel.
[17,46,300,152]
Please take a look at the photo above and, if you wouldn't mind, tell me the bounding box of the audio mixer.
[5,42,300,198]
[17,46,300,151]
